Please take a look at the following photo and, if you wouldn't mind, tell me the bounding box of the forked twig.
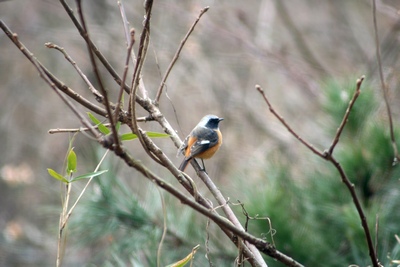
[255,85,324,158]
[45,42,104,103]
[256,78,379,267]
[59,0,148,107]
[154,6,210,104]
[0,21,100,139]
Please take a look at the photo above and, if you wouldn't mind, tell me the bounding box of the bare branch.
[129,0,165,165]
[48,123,112,134]
[256,77,379,267]
[256,85,325,158]
[45,42,104,102]
[154,6,209,104]
[103,142,303,267]
[114,28,135,125]
[325,154,379,267]
[327,76,364,155]
[76,0,121,151]
[372,0,399,164]
[0,20,100,139]
[59,0,148,107]
[117,0,149,98]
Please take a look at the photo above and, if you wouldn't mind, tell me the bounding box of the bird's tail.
[179,158,191,171]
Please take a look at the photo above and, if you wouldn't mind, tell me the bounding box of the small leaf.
[145,131,170,138]
[70,170,108,183]
[87,112,110,135]
[48,168,69,183]
[116,121,121,131]
[120,131,169,142]
[120,133,138,141]
[166,245,199,267]
[67,148,77,174]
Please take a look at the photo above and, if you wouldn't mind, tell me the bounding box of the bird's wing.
[188,128,219,158]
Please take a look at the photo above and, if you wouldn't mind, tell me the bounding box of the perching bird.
[177,114,223,172]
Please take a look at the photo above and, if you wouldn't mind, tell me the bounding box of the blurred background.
[1,0,400,266]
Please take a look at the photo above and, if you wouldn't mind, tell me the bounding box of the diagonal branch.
[59,0,148,108]
[0,20,108,120]
[372,0,399,164]
[114,28,135,125]
[44,42,104,103]
[154,6,209,105]
[0,21,100,139]
[327,76,364,155]
[129,0,164,165]
[102,142,303,267]
[76,0,121,151]
[256,85,325,158]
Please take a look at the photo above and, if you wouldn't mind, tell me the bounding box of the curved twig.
[154,6,209,105]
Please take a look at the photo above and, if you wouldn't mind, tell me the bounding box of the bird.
[177,114,223,172]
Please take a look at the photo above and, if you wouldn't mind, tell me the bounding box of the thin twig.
[76,0,121,151]
[114,28,135,125]
[156,186,167,267]
[117,0,132,47]
[59,0,148,106]
[102,141,302,267]
[1,22,107,118]
[255,85,325,158]
[326,154,379,267]
[154,6,209,104]
[0,20,100,139]
[372,0,399,164]
[198,170,268,267]
[327,76,364,155]
[48,123,111,134]
[375,214,379,260]
[117,0,148,99]
[60,150,109,229]
[129,0,165,165]
[45,42,104,102]
[205,217,214,267]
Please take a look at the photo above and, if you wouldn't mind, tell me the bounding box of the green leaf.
[67,148,77,174]
[87,112,110,135]
[116,121,121,131]
[48,168,69,183]
[120,131,169,141]
[145,131,170,138]
[166,245,199,267]
[70,170,108,183]
[120,133,138,141]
